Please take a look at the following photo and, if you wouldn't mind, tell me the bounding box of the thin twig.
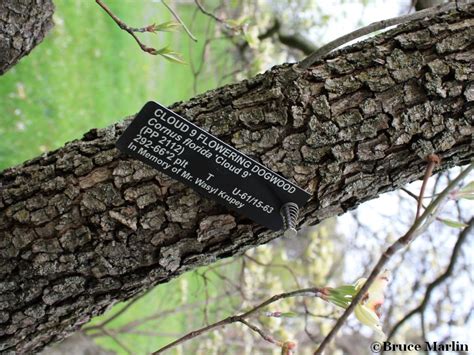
[83,288,152,332]
[96,0,158,54]
[239,319,282,346]
[239,18,317,55]
[101,328,133,355]
[116,292,234,334]
[298,2,458,69]
[89,329,181,338]
[194,0,226,25]
[401,182,459,226]
[162,0,197,42]
[416,155,441,220]
[244,254,302,289]
[386,218,474,340]
[313,163,473,354]
[400,187,421,202]
[153,287,324,354]
[420,312,428,354]
[189,7,216,94]
[200,271,211,325]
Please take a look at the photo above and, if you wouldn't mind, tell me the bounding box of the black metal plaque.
[116,101,311,230]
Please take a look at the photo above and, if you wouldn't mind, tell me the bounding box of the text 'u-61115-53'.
[116,101,311,231]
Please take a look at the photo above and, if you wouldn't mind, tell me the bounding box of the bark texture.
[0,0,54,76]
[0,5,473,353]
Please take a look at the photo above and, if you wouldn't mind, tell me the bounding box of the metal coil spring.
[280,202,299,237]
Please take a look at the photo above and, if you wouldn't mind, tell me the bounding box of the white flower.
[326,270,390,338]
[353,270,390,337]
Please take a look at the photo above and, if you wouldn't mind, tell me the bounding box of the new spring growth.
[325,270,391,338]
[264,311,298,318]
[281,341,296,355]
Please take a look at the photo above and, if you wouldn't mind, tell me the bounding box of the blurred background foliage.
[0,0,472,354]
[0,0,234,170]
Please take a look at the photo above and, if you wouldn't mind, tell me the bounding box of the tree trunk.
[1,4,473,353]
[0,0,54,76]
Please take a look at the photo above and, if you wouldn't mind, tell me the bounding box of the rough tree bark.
[0,4,473,353]
[0,0,54,76]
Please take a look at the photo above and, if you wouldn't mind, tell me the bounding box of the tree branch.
[161,0,197,42]
[313,163,473,354]
[298,1,460,69]
[152,287,324,353]
[257,19,317,55]
[386,217,474,340]
[82,288,152,332]
[96,0,160,54]
[238,319,283,346]
[416,154,440,220]
[0,0,55,75]
[100,328,133,355]
[1,5,472,352]
[194,0,227,25]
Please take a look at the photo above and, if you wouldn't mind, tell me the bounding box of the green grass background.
[0,0,232,170]
[0,1,235,353]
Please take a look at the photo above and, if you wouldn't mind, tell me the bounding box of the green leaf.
[456,181,474,200]
[161,53,186,64]
[154,21,180,32]
[328,297,350,309]
[243,26,259,49]
[225,19,240,28]
[329,294,351,304]
[440,218,468,229]
[461,181,474,193]
[279,312,298,318]
[328,294,351,309]
[156,46,186,64]
[156,46,171,55]
[331,285,356,296]
[225,16,250,28]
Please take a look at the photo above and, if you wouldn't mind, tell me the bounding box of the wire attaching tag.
[280,202,299,237]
